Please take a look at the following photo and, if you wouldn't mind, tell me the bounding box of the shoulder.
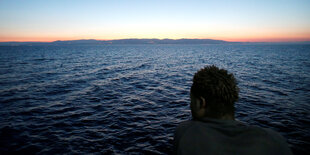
[174,120,195,138]
[176,120,193,130]
[262,128,290,146]
[248,126,293,155]
[174,120,199,154]
[251,126,287,143]
[246,125,287,144]
[173,120,196,151]
[173,120,210,148]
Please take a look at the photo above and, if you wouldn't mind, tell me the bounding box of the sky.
[0,0,310,42]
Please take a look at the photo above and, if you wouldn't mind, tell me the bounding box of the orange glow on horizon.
[215,37,310,42]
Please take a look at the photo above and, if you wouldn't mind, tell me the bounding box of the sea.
[0,44,309,154]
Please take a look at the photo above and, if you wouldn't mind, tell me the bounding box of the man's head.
[190,65,239,120]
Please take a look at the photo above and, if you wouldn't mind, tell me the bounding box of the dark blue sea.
[0,44,309,154]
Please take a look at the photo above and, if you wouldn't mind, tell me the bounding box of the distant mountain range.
[0,39,309,46]
[0,39,231,46]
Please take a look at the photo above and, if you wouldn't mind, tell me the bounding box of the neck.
[202,113,235,120]
[194,115,235,122]
[219,114,235,120]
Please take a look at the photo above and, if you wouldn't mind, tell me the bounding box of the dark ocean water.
[0,44,309,154]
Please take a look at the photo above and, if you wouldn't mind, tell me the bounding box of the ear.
[200,96,206,108]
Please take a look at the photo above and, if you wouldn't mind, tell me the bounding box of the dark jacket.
[174,118,292,155]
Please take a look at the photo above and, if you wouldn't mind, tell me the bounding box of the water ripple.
[0,44,309,154]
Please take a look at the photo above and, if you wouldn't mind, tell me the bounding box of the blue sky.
[0,0,309,42]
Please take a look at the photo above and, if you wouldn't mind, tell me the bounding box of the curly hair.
[190,65,239,118]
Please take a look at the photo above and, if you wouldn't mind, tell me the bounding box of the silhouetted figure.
[174,65,292,155]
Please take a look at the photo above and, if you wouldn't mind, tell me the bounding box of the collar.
[194,117,245,127]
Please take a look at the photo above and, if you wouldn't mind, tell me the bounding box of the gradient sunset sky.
[0,0,310,42]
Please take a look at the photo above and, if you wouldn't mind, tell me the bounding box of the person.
[174,65,292,155]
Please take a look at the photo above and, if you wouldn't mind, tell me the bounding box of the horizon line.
[1,38,310,43]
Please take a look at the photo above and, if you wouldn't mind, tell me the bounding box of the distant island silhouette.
[0,39,231,46]
[0,39,309,46]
